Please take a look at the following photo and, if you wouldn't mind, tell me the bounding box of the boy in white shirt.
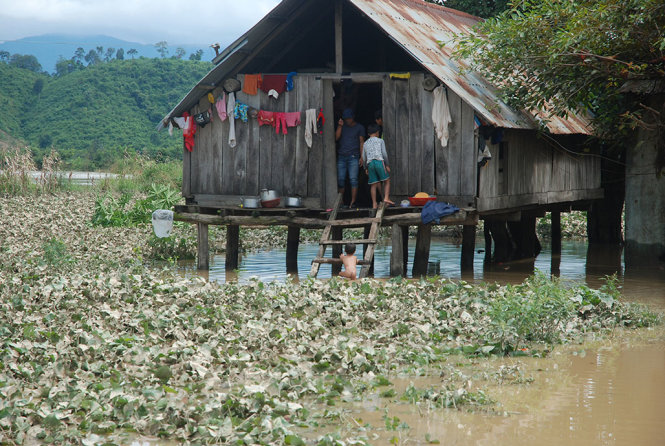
[362,124,394,209]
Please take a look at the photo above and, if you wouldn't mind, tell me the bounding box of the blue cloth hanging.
[421,201,459,224]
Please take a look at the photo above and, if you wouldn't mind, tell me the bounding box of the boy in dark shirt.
[335,108,365,208]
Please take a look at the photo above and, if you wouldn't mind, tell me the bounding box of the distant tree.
[84,49,101,66]
[55,57,80,76]
[32,79,44,99]
[116,48,124,60]
[9,54,42,72]
[95,46,104,58]
[426,0,510,17]
[73,47,85,63]
[174,47,186,60]
[104,47,115,62]
[127,48,138,59]
[189,49,203,61]
[155,41,169,58]
[0,50,9,63]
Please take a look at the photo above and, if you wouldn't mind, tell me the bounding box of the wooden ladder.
[310,194,386,279]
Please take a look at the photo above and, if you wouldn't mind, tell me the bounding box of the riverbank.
[0,191,660,444]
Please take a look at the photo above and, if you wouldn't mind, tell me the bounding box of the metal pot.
[284,196,303,207]
[240,196,261,208]
[260,189,279,202]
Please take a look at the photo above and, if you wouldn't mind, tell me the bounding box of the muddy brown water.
[166,239,665,445]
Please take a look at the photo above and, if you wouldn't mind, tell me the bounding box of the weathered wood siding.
[383,75,476,207]
[477,129,602,212]
[184,74,325,202]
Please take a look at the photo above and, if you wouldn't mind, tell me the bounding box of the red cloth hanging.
[182,111,197,152]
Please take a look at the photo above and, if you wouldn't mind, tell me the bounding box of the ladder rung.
[327,217,379,227]
[320,238,377,245]
[312,258,372,265]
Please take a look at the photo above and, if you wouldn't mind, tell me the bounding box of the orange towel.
[242,74,262,95]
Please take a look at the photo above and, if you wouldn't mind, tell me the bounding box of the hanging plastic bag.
[152,210,174,238]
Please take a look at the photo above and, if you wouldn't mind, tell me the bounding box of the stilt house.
[160,0,603,275]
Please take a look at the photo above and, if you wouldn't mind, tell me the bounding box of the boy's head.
[374,109,383,126]
[342,108,355,125]
[344,243,356,255]
[367,123,380,136]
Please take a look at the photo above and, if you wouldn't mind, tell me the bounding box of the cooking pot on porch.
[260,189,279,202]
[240,196,261,208]
[284,196,303,207]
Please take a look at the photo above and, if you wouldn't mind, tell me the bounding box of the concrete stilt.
[461,225,476,271]
[225,225,239,271]
[390,224,405,276]
[551,211,562,255]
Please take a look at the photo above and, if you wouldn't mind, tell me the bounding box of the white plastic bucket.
[152,210,174,238]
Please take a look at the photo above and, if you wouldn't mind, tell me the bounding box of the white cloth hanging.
[172,117,187,129]
[432,86,452,147]
[168,121,174,136]
[227,92,236,148]
[304,108,317,148]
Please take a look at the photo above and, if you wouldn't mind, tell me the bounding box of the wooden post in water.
[402,225,409,273]
[551,211,562,255]
[331,226,343,275]
[225,225,240,271]
[461,225,476,271]
[390,224,405,276]
[197,223,209,270]
[286,226,300,274]
[483,224,492,263]
[363,225,374,276]
[412,224,432,277]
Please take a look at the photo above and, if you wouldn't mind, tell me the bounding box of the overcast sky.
[0,0,281,45]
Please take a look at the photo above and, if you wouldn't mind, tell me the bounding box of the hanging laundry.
[227,92,236,148]
[273,112,300,135]
[317,109,325,133]
[390,72,411,80]
[215,92,227,121]
[182,112,197,152]
[432,86,452,147]
[172,116,187,129]
[257,110,275,127]
[168,121,174,136]
[305,108,317,148]
[261,74,288,95]
[242,74,262,95]
[286,72,298,91]
[234,101,249,122]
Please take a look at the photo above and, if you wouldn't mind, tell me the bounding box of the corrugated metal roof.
[160,0,591,135]
[347,0,591,134]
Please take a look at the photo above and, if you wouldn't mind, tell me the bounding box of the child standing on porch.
[362,124,394,209]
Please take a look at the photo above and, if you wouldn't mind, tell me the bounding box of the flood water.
[171,238,665,446]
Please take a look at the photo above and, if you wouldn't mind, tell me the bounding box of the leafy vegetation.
[0,58,212,169]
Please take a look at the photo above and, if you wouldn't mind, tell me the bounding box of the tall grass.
[0,147,66,196]
[107,152,182,193]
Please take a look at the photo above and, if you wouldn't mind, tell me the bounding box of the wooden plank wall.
[188,74,324,198]
[477,129,602,211]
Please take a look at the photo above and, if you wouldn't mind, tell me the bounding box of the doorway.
[333,81,383,208]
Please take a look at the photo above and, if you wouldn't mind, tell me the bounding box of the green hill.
[0,58,212,169]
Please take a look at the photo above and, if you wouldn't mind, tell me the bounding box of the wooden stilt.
[412,224,432,277]
[402,225,409,273]
[331,226,343,275]
[461,225,476,271]
[197,222,209,270]
[551,211,562,255]
[286,226,300,273]
[484,224,492,264]
[390,224,405,276]
[225,225,239,271]
[363,225,374,276]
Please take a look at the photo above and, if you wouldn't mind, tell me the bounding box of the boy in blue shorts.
[362,124,394,209]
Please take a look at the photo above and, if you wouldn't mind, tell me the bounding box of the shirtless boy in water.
[339,243,358,280]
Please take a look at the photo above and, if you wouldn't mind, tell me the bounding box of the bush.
[91,183,181,227]
[41,238,70,267]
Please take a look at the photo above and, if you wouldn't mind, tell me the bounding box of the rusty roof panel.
[348,0,591,134]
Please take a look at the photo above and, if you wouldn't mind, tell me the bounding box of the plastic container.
[408,196,436,206]
[152,210,174,238]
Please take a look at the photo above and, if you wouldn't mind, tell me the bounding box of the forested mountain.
[0,58,212,169]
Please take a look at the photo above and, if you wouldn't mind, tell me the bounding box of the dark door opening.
[333,81,383,208]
